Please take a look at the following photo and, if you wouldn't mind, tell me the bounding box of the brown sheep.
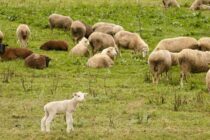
[25,53,51,69]
[48,14,73,31]
[178,49,210,87]
[0,44,33,60]
[40,40,68,51]
[154,37,199,52]
[71,20,93,42]
[88,32,117,54]
[16,24,30,48]
[198,37,210,51]
[87,47,118,68]
[190,0,210,10]
[0,31,4,43]
[162,0,180,8]
[114,30,149,57]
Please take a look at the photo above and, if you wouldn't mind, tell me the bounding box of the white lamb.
[41,91,87,133]
[70,37,90,57]
[16,24,30,48]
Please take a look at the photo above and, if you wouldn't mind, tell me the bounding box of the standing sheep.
[198,37,210,51]
[154,37,199,52]
[92,22,120,30]
[162,0,180,8]
[114,30,149,57]
[178,49,210,87]
[71,20,93,42]
[41,91,87,133]
[88,32,117,54]
[0,44,33,60]
[70,37,90,57]
[190,0,210,10]
[40,40,69,51]
[16,24,30,48]
[87,47,118,68]
[94,24,124,36]
[148,50,172,84]
[48,14,73,31]
[25,53,51,69]
[0,31,4,43]
[206,69,210,93]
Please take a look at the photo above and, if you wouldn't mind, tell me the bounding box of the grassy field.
[0,0,210,139]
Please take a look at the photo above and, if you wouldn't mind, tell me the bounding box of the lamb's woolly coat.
[48,14,73,30]
[16,24,30,48]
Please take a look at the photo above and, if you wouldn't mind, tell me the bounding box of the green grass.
[0,0,210,139]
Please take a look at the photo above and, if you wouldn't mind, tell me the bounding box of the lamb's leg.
[180,71,185,88]
[66,112,74,133]
[45,113,55,132]
[41,111,48,132]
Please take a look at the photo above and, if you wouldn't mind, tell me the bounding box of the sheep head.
[79,37,89,47]
[0,43,8,54]
[73,91,87,102]
[44,56,51,67]
[101,47,118,60]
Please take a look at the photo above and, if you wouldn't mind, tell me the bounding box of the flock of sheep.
[1,0,210,133]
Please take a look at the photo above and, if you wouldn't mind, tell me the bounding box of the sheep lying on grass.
[48,14,73,31]
[0,44,33,60]
[71,20,93,42]
[0,31,4,43]
[178,49,210,87]
[114,30,149,57]
[190,0,210,10]
[148,50,173,84]
[41,91,87,133]
[154,37,199,52]
[88,32,117,54]
[16,24,30,48]
[40,40,68,51]
[70,37,90,57]
[206,69,210,93]
[25,53,51,69]
[87,47,118,68]
[162,0,180,8]
[198,37,210,51]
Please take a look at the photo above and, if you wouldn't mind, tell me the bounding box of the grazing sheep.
[162,0,180,8]
[88,32,117,54]
[0,44,33,60]
[94,24,124,36]
[114,30,149,57]
[70,37,90,57]
[41,91,87,133]
[87,47,118,68]
[198,37,210,51]
[40,40,68,51]
[178,49,210,87]
[16,24,30,48]
[25,53,51,69]
[71,20,93,42]
[148,50,172,84]
[190,0,210,10]
[92,22,119,30]
[48,14,73,31]
[0,31,4,43]
[206,69,210,93]
[154,37,199,52]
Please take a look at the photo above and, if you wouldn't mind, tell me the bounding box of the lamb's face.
[79,37,89,46]
[73,92,87,102]
[102,47,118,59]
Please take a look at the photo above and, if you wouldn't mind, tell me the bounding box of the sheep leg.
[180,71,185,88]
[66,112,74,133]
[45,113,55,132]
[41,111,48,132]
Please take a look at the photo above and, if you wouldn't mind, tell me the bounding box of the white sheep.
[114,30,149,57]
[162,0,180,8]
[41,91,87,133]
[198,37,210,51]
[0,31,4,43]
[178,49,210,87]
[206,69,210,93]
[148,50,173,84]
[48,13,73,31]
[70,37,90,57]
[87,47,118,68]
[154,37,199,52]
[92,22,118,30]
[94,24,124,36]
[16,24,30,48]
[190,0,210,10]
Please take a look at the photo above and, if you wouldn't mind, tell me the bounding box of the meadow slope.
[0,0,210,139]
